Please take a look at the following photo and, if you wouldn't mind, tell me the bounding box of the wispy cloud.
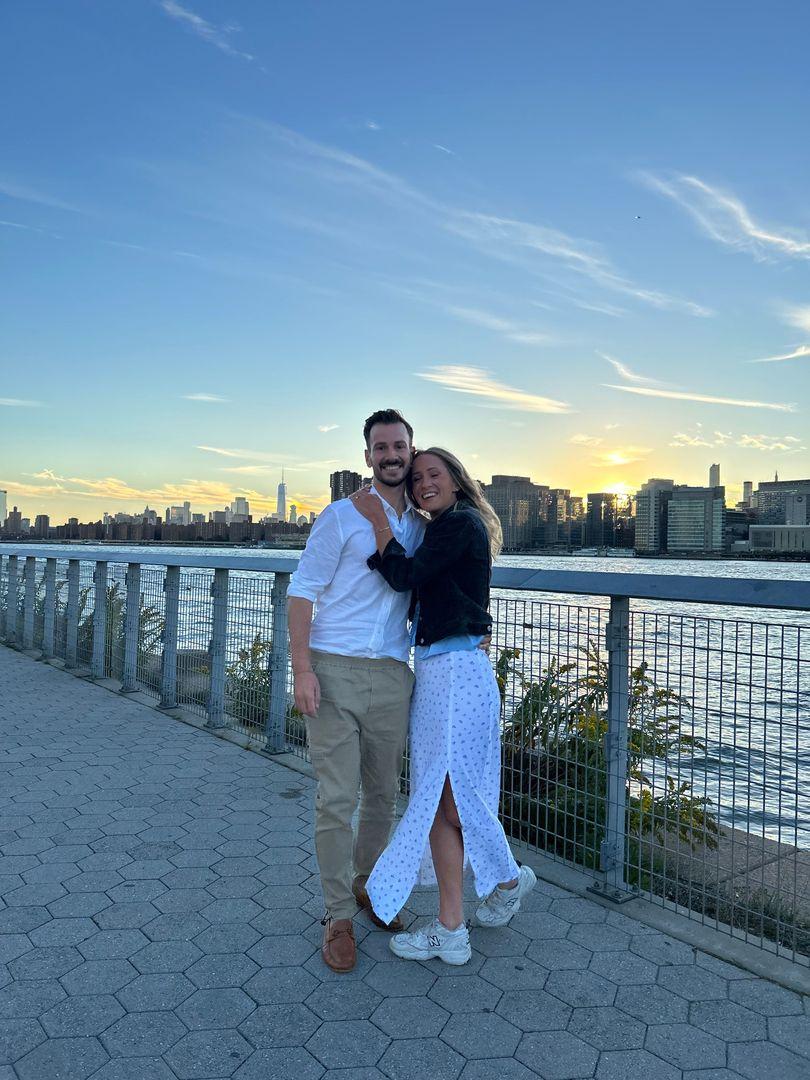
[738,434,807,452]
[749,344,810,364]
[780,304,810,335]
[598,351,669,387]
[433,144,455,155]
[592,446,652,468]
[569,434,603,447]
[365,120,381,131]
[318,424,339,433]
[641,172,810,261]
[0,177,82,214]
[606,384,796,413]
[417,365,572,414]
[670,428,805,451]
[0,398,44,408]
[158,1,254,61]
[182,393,230,403]
[445,305,552,345]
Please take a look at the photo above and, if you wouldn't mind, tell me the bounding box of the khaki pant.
[306,650,414,920]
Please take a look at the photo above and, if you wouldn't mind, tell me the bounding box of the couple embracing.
[288,408,535,973]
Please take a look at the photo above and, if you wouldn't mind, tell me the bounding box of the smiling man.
[287,408,425,972]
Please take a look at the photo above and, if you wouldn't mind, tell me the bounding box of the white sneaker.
[475,864,537,927]
[389,919,471,965]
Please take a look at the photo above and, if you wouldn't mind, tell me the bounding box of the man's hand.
[478,634,492,655]
[294,671,321,717]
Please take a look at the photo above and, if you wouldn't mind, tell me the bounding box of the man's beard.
[373,460,407,488]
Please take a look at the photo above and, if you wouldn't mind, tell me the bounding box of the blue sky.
[1,0,808,520]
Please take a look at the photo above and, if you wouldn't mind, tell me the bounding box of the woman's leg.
[429,777,465,930]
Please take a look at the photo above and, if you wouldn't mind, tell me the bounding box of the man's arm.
[288,597,320,717]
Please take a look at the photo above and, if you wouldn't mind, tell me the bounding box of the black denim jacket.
[367,501,492,646]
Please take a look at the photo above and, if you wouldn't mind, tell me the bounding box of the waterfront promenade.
[1,648,809,1080]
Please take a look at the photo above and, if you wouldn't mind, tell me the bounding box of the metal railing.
[1,544,808,967]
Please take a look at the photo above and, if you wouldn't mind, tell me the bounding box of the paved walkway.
[0,648,808,1080]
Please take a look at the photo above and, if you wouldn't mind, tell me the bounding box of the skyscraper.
[634,479,675,554]
[231,496,249,518]
[709,463,720,487]
[289,504,298,524]
[330,470,363,502]
[0,489,6,526]
[666,486,725,553]
[276,469,287,523]
[483,476,541,551]
[743,480,753,506]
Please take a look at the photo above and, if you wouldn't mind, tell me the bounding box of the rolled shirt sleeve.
[288,504,345,604]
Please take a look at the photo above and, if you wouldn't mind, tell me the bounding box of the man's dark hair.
[363,409,414,447]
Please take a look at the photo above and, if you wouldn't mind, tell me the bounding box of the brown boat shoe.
[352,876,405,932]
[321,916,356,973]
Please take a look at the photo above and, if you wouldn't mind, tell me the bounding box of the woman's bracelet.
[375,525,392,535]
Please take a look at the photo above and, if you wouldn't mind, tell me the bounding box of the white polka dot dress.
[366,648,521,926]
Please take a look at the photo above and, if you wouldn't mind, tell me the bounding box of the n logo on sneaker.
[427,934,441,948]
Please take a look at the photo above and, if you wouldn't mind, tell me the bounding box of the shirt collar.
[370,483,417,517]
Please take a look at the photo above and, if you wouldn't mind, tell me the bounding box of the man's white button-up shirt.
[288,486,425,662]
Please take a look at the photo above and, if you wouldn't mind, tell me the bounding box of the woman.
[350,447,535,965]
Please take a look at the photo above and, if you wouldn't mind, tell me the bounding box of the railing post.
[206,568,229,728]
[159,564,180,710]
[42,558,57,659]
[120,563,141,693]
[265,572,290,753]
[0,553,5,639]
[23,557,37,650]
[588,595,636,904]
[91,560,108,679]
[65,559,80,669]
[6,555,20,647]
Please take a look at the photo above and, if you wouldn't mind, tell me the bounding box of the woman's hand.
[350,487,388,529]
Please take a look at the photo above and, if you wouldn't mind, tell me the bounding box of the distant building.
[785,493,809,526]
[484,476,540,551]
[0,489,6,525]
[297,515,308,526]
[634,479,674,554]
[289,504,298,524]
[330,470,363,502]
[277,470,287,523]
[166,501,191,526]
[5,506,23,536]
[753,478,810,524]
[666,486,725,553]
[749,525,810,554]
[742,481,753,506]
[309,511,318,524]
[709,463,720,488]
[585,493,633,548]
[231,497,249,519]
[33,514,50,538]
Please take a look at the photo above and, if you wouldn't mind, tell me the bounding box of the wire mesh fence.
[1,549,807,966]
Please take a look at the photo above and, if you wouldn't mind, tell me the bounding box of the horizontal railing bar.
[1,543,809,611]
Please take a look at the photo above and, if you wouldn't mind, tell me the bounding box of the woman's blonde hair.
[407,447,503,560]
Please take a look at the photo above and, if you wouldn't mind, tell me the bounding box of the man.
[287,409,425,973]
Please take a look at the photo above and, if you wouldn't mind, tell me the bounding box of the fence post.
[23,557,37,650]
[91,561,108,680]
[42,558,57,659]
[0,553,5,639]
[159,565,180,710]
[588,594,636,904]
[5,556,19,647]
[120,563,141,693]
[206,568,229,728]
[265,572,290,753]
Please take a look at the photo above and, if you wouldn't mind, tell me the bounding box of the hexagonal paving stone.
[0,1018,46,1064]
[130,939,203,974]
[567,923,631,952]
[81,1055,178,1079]
[690,999,768,1041]
[186,952,260,989]
[102,1009,188,1058]
[202,898,264,925]
[496,987,572,1032]
[14,1036,108,1080]
[77,929,149,960]
[249,907,314,938]
[40,994,124,1037]
[468,926,530,958]
[0,907,50,934]
[364,960,436,998]
[479,957,548,991]
[596,1049,680,1080]
[166,1029,254,1078]
[0,935,31,965]
[232,1046,325,1080]
[630,934,696,967]
[0,979,66,1019]
[244,965,321,1005]
[428,975,501,1014]
[459,1060,538,1080]
[206,876,262,899]
[549,898,607,924]
[614,984,689,1025]
[47,893,113,918]
[247,934,316,968]
[154,888,213,914]
[8,946,83,980]
[142,913,209,941]
[516,1029,599,1079]
[28,917,96,948]
[238,1003,321,1048]
[306,981,383,1020]
[254,862,310,886]
[442,1011,521,1058]
[568,1006,646,1050]
[378,1037,463,1080]
[176,988,256,1030]
[307,1020,389,1069]
[588,950,659,986]
[252,885,311,910]
[117,972,196,1011]
[510,911,570,940]
[94,902,161,929]
[61,958,138,995]
[769,1014,810,1059]
[657,964,729,1002]
[371,997,450,1038]
[729,978,805,1016]
[644,1022,727,1071]
[526,938,592,971]
[544,969,617,1008]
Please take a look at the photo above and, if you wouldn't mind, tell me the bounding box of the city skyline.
[1,3,808,523]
